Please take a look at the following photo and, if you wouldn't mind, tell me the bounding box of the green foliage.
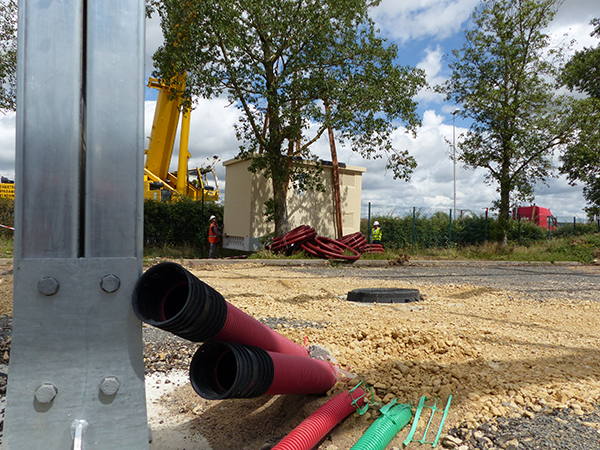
[143,198,223,252]
[0,198,13,239]
[552,221,600,237]
[455,215,489,245]
[542,234,600,263]
[363,212,454,250]
[0,0,17,112]
[437,0,575,242]
[560,19,600,219]
[561,18,600,98]
[151,0,425,235]
[363,210,563,249]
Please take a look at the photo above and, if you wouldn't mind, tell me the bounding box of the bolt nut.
[99,376,120,396]
[34,383,58,403]
[100,274,120,293]
[38,277,59,296]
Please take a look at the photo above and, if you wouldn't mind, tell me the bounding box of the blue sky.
[0,0,597,222]
[142,0,599,222]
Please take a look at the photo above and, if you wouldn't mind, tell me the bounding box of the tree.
[560,18,600,220]
[0,0,17,112]
[438,0,574,243]
[151,0,425,236]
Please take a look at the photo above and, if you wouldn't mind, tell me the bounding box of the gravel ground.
[299,261,600,302]
[1,259,600,449]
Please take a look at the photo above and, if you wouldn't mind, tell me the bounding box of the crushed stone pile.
[1,260,600,449]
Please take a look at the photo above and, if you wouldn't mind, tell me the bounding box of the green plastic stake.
[403,395,453,448]
[432,395,452,447]
[403,396,427,447]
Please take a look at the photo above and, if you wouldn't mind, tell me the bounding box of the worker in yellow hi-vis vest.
[372,221,382,244]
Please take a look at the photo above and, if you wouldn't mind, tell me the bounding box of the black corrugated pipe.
[132,262,308,357]
[190,341,338,400]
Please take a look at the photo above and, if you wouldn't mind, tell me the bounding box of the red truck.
[513,205,557,230]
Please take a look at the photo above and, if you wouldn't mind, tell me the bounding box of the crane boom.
[144,76,219,202]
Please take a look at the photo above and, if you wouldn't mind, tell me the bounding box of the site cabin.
[222,157,366,252]
[514,205,557,230]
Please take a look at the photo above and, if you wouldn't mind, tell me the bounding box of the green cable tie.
[349,382,370,415]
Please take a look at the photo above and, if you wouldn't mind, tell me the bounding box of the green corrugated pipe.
[350,401,412,450]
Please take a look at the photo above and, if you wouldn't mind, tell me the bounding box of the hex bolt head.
[38,277,59,296]
[99,376,120,396]
[34,383,58,403]
[100,274,120,293]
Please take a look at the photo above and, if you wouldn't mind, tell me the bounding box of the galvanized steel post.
[3,0,148,448]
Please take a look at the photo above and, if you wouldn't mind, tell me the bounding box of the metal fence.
[361,203,600,251]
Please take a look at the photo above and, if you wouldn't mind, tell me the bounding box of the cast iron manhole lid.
[347,288,421,304]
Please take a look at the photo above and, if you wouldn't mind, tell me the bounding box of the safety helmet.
[373,221,379,226]
[210,215,216,221]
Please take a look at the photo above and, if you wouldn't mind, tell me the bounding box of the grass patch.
[0,231,597,263]
[144,243,249,260]
[246,233,600,264]
[0,236,13,258]
[249,249,312,259]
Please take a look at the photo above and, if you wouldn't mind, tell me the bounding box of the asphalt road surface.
[294,261,600,303]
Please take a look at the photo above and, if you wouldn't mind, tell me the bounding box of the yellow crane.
[144,75,219,202]
[0,77,220,203]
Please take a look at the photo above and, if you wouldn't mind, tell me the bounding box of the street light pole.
[452,108,460,221]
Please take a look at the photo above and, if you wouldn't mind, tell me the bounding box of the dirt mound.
[2,261,600,449]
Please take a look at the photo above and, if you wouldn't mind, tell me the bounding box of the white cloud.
[345,108,587,220]
[145,14,163,81]
[145,97,241,184]
[0,0,591,226]
[372,0,479,42]
[0,112,15,178]
[416,46,448,103]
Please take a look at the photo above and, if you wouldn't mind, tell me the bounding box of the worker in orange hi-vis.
[208,215,223,259]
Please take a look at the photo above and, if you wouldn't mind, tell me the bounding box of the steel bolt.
[99,376,120,396]
[34,383,58,403]
[100,274,120,293]
[38,277,59,296]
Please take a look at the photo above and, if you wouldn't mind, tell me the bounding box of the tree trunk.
[325,101,343,239]
[272,174,289,237]
[498,179,511,246]
[269,148,289,237]
[328,130,343,239]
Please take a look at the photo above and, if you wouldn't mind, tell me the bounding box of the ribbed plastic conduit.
[190,341,337,400]
[272,388,366,450]
[349,403,412,450]
[266,351,338,395]
[132,262,308,358]
[215,301,308,358]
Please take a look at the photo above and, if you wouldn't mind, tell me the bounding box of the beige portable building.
[222,158,366,252]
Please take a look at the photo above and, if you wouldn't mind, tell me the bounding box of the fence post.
[448,208,452,246]
[201,194,205,258]
[367,202,371,243]
[573,216,576,235]
[4,0,148,446]
[517,213,521,244]
[485,209,488,241]
[412,207,416,254]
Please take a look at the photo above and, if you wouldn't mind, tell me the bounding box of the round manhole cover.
[347,288,421,304]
